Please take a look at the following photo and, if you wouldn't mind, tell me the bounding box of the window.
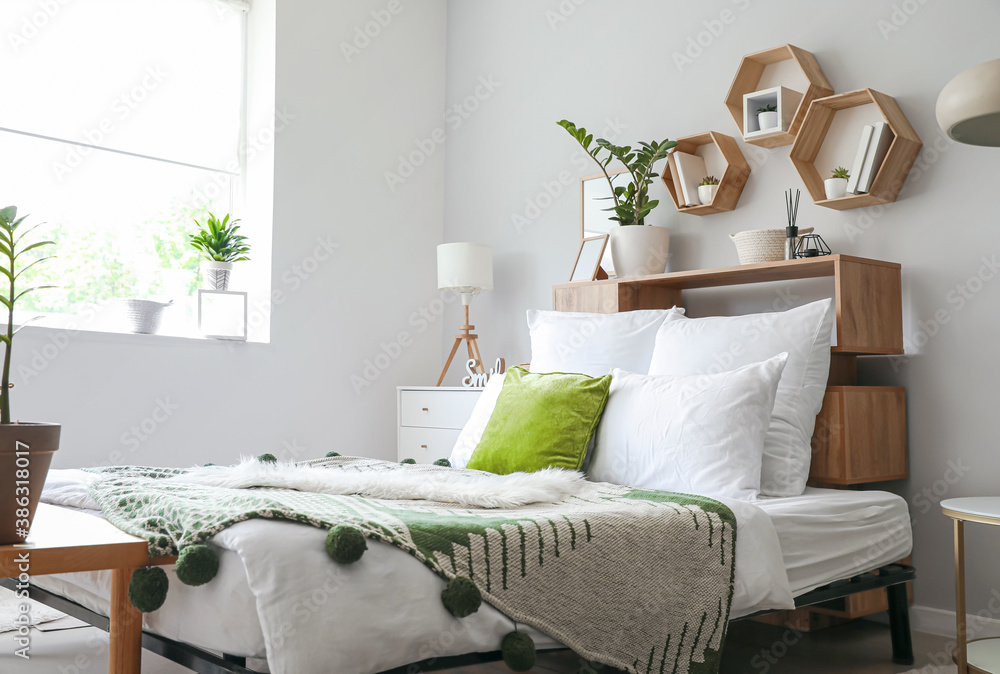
[1,0,248,335]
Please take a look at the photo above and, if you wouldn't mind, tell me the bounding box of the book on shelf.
[667,155,683,206]
[673,151,707,207]
[856,122,895,194]
[846,124,874,194]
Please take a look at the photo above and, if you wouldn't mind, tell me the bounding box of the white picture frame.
[198,289,248,341]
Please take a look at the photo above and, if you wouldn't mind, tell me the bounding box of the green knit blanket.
[87,457,736,674]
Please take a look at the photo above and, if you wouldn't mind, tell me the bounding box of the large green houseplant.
[190,212,250,291]
[557,120,677,277]
[0,205,60,544]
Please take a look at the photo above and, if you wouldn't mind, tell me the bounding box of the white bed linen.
[753,487,913,596]
[37,470,793,673]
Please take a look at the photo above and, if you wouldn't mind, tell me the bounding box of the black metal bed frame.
[2,563,915,674]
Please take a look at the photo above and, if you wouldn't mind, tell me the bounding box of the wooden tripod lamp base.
[437,304,485,386]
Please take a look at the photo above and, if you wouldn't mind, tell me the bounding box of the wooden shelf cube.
[724,44,834,148]
[661,132,751,215]
[789,89,923,211]
[810,386,908,485]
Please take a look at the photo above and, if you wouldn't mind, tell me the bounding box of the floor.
[0,620,955,673]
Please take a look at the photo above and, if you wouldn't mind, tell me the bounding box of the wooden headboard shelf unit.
[552,253,907,487]
[553,254,902,355]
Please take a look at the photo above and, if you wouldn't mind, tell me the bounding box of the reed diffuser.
[784,188,801,261]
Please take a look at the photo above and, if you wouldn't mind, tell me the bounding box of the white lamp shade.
[437,243,493,293]
[937,58,1000,147]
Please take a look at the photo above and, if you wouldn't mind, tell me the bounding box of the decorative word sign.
[463,357,506,388]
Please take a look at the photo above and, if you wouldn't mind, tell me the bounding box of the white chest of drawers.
[396,386,482,464]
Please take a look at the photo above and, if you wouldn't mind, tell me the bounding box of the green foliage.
[189,213,250,263]
[757,103,777,113]
[699,175,720,186]
[557,120,677,227]
[831,166,850,180]
[0,206,55,424]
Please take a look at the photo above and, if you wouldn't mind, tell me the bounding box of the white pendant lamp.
[936,58,1000,147]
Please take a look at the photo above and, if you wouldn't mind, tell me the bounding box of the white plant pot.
[697,184,719,205]
[201,261,234,291]
[609,225,670,278]
[824,177,848,200]
[758,111,778,131]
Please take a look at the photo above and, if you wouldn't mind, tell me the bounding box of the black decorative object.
[784,188,801,261]
[794,233,832,258]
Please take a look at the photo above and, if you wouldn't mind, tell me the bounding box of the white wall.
[442,0,1000,618]
[15,1,448,467]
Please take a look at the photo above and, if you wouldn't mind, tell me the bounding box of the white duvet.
[38,469,794,674]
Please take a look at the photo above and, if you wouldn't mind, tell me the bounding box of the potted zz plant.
[0,206,59,545]
[758,103,778,131]
[825,166,850,200]
[698,176,720,205]
[190,213,250,291]
[557,120,677,277]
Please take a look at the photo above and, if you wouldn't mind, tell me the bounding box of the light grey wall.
[442,0,1000,616]
[14,1,448,466]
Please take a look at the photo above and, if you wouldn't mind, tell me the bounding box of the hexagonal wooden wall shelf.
[662,132,751,215]
[724,44,834,148]
[789,89,923,211]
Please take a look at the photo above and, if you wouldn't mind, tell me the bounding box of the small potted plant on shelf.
[757,103,778,131]
[190,213,250,291]
[697,176,720,205]
[825,166,850,200]
[0,206,60,545]
[557,119,677,278]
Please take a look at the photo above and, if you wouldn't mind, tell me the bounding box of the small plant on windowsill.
[0,205,61,545]
[697,176,720,205]
[825,166,851,200]
[190,213,250,291]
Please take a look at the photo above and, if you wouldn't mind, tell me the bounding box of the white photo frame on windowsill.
[198,289,248,341]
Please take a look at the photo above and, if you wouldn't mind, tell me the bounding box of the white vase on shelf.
[824,178,848,200]
[758,111,778,131]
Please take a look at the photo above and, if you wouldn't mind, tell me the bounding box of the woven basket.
[730,227,813,265]
[115,299,173,334]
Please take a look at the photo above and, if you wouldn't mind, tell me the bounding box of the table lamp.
[436,242,493,387]
[937,58,1000,146]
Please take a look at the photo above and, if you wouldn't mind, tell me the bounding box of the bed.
[10,256,915,674]
[20,475,913,674]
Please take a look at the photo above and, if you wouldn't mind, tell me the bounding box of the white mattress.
[753,487,913,597]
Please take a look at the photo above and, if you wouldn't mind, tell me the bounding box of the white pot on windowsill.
[201,261,234,291]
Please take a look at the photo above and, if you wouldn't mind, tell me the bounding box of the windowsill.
[12,310,265,345]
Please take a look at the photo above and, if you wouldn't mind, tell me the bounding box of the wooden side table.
[0,503,150,674]
[942,497,1000,674]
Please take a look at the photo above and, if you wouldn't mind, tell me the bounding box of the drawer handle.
[421,407,429,412]
[420,445,428,449]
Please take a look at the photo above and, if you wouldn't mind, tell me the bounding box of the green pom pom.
[433,458,452,467]
[441,576,481,618]
[203,462,215,467]
[128,567,169,613]
[501,631,536,672]
[325,526,367,564]
[175,545,220,587]
[325,451,341,458]
[400,458,416,465]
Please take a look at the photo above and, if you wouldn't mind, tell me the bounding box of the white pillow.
[647,299,834,497]
[527,308,684,376]
[448,374,505,469]
[588,356,788,501]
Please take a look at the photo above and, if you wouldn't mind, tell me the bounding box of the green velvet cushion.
[465,367,612,474]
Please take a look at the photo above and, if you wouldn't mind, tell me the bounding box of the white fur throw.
[173,458,587,509]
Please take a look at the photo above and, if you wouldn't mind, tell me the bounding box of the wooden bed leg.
[887,583,914,665]
[109,568,142,674]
